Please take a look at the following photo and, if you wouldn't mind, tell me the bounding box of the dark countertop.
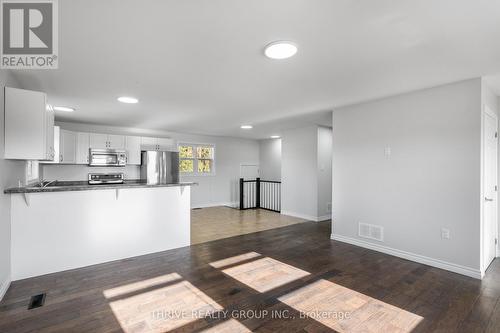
[4,180,197,194]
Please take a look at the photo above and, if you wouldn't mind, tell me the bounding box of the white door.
[483,109,498,271]
[240,164,260,180]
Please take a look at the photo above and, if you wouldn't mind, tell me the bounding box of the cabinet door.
[140,137,158,150]
[4,87,50,160]
[89,133,108,149]
[126,136,142,165]
[60,130,77,164]
[108,134,126,149]
[76,132,90,164]
[157,138,176,151]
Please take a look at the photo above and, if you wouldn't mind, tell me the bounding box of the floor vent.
[28,293,46,310]
[359,223,384,242]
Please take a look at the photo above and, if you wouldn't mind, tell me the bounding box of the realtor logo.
[1,0,58,69]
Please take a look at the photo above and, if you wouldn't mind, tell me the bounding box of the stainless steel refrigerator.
[140,151,179,184]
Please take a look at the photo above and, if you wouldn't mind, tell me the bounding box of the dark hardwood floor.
[0,220,499,332]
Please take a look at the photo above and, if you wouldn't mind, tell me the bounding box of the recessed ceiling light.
[53,106,75,112]
[241,125,253,129]
[264,41,298,59]
[270,135,280,139]
[117,96,139,104]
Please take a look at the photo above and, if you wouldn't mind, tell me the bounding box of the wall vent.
[358,223,384,242]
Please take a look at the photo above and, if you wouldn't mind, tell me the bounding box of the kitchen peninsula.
[5,181,195,280]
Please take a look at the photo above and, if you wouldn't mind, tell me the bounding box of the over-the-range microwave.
[89,149,127,167]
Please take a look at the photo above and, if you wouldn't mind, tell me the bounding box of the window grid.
[179,143,215,176]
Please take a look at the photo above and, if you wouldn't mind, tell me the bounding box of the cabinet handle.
[60,154,63,162]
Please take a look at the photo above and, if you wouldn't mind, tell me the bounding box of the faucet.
[38,179,57,187]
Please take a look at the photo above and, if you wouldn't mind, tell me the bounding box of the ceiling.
[7,0,500,139]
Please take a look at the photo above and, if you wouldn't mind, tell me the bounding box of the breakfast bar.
[5,182,195,280]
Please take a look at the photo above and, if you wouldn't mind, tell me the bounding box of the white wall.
[259,138,281,181]
[317,127,332,219]
[0,71,26,300]
[332,79,482,278]
[43,122,260,208]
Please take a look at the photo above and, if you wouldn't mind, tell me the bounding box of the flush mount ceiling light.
[264,41,298,59]
[117,96,139,104]
[270,135,280,139]
[53,106,75,112]
[241,125,253,129]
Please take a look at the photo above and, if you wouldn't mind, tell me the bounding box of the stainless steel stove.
[88,173,124,185]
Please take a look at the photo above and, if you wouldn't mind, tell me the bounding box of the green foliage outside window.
[179,146,193,158]
[179,144,214,174]
[198,160,211,173]
[179,159,193,173]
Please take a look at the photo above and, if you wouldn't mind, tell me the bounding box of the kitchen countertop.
[4,180,197,194]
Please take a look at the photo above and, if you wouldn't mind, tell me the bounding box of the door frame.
[481,105,499,276]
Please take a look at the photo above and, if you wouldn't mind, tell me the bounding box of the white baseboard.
[331,233,482,280]
[282,211,331,222]
[317,214,332,222]
[0,276,11,301]
[191,202,238,209]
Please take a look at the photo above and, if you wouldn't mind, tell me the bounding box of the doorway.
[482,106,498,273]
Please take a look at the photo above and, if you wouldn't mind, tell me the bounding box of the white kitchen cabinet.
[89,133,108,149]
[126,136,142,165]
[89,133,125,149]
[108,134,126,149]
[4,87,55,160]
[76,133,90,164]
[141,137,176,151]
[59,130,77,164]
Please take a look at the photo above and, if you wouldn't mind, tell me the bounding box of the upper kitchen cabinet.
[89,133,126,150]
[125,136,142,165]
[108,135,126,149]
[141,137,176,151]
[4,87,55,160]
[76,132,90,164]
[59,130,77,164]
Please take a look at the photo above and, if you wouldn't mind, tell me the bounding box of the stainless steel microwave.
[89,149,127,167]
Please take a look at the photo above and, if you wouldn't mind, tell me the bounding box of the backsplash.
[41,164,140,181]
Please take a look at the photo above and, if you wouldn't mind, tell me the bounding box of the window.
[179,143,215,175]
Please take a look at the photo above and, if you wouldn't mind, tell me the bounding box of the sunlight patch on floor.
[221,257,310,292]
[104,274,223,333]
[209,252,261,268]
[278,279,423,333]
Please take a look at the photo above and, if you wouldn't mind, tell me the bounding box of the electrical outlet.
[327,202,332,213]
[441,228,450,240]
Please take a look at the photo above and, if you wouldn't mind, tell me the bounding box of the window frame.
[178,142,216,176]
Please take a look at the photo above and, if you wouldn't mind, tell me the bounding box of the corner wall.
[281,125,332,221]
[259,138,281,181]
[0,71,26,300]
[331,79,482,278]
